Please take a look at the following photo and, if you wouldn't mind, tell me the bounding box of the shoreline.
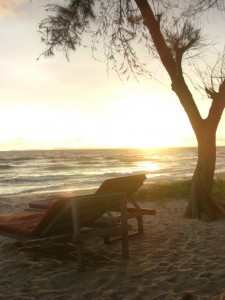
[1,170,225,202]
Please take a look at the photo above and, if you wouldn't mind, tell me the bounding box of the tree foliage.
[39,0,209,80]
[184,0,225,14]
[39,0,95,59]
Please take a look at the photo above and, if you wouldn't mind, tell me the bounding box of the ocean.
[0,147,225,197]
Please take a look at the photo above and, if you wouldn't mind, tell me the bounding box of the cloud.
[0,0,26,19]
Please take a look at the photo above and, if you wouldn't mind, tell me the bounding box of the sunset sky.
[1,0,225,151]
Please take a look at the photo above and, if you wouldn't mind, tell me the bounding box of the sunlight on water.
[0,147,224,196]
[134,161,160,172]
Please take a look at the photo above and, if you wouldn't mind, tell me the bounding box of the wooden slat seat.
[0,193,129,271]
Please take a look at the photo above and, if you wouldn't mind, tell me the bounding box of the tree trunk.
[185,133,225,220]
[134,0,225,220]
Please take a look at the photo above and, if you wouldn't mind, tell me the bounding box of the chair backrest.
[95,174,146,196]
[33,193,125,237]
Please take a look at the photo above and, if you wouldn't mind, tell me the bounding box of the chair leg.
[103,235,110,244]
[121,231,129,259]
[70,200,86,271]
[120,196,129,259]
[137,216,144,234]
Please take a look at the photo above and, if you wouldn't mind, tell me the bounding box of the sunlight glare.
[0,87,195,150]
[107,89,193,148]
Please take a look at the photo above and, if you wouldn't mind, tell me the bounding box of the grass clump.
[212,179,225,201]
[134,179,225,203]
[135,180,191,203]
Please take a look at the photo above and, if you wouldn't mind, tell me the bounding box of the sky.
[0,0,225,151]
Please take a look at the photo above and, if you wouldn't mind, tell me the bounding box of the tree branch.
[206,78,225,132]
[134,0,203,135]
[134,0,177,79]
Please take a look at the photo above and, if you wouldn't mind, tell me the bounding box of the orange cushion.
[0,211,45,237]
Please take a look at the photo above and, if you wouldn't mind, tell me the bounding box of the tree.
[184,0,225,13]
[38,0,225,220]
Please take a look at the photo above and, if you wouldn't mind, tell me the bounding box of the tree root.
[185,198,225,221]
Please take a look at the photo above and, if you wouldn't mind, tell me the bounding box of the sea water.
[0,147,225,196]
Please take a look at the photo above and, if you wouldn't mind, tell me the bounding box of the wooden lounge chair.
[0,193,129,271]
[29,174,156,237]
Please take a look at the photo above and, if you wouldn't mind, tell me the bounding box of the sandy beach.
[0,190,225,300]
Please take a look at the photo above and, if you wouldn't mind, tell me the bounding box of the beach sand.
[0,190,225,300]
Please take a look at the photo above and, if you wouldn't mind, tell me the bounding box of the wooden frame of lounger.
[29,174,156,238]
[95,174,156,237]
[0,193,129,271]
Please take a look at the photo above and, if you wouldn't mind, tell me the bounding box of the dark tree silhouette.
[184,0,225,13]
[38,0,225,220]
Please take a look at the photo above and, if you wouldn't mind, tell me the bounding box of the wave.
[0,180,95,197]
[101,171,135,178]
[0,147,224,197]
[0,164,14,170]
[0,157,38,163]
[46,164,76,171]
[12,156,38,161]
[0,174,69,184]
[76,160,105,166]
